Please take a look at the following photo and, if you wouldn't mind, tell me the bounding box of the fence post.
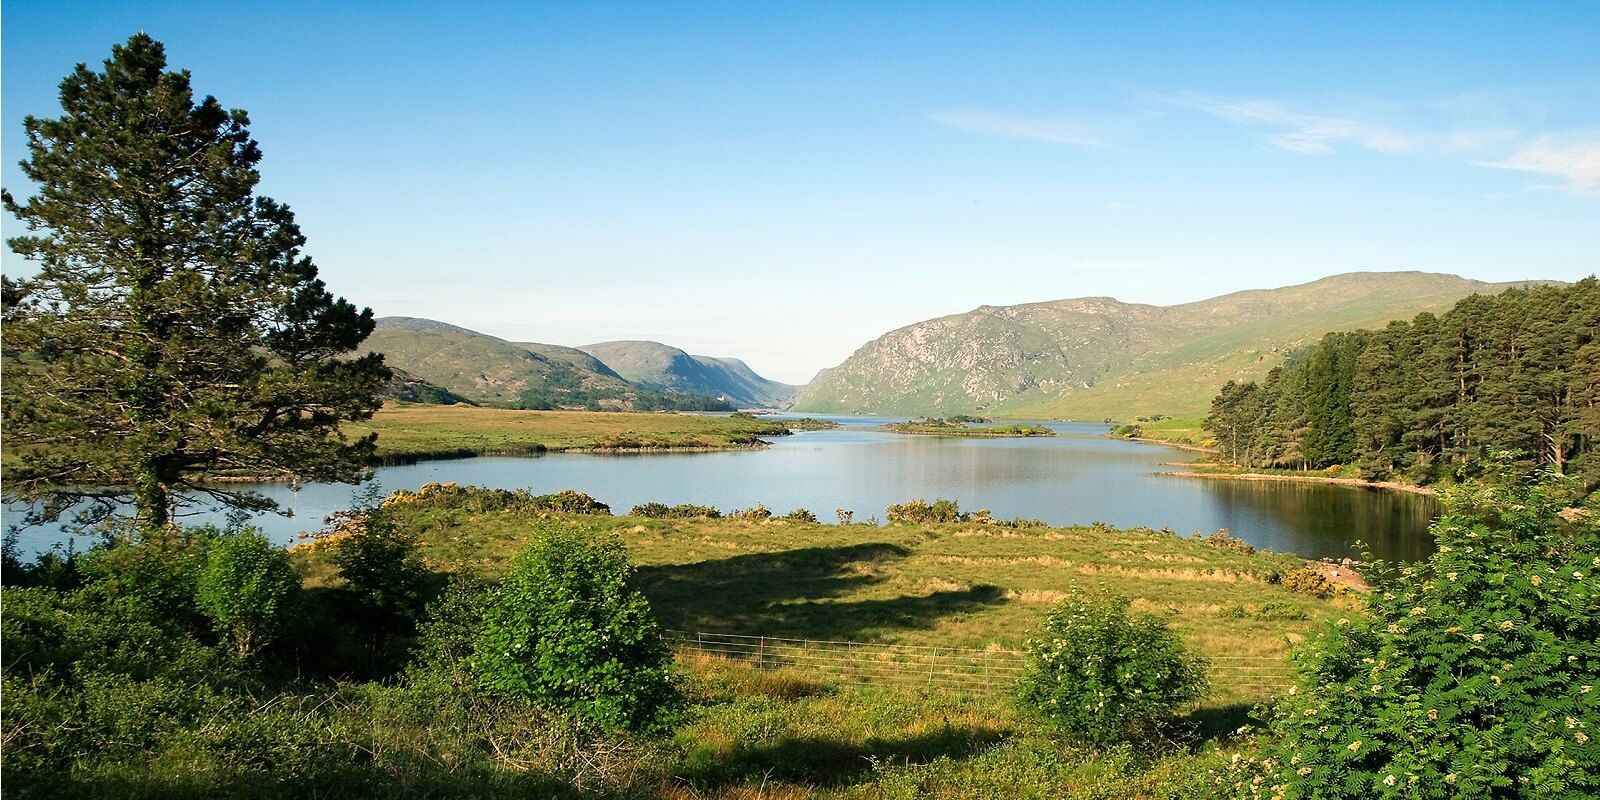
[758,635,766,669]
[984,650,990,692]
[928,646,937,685]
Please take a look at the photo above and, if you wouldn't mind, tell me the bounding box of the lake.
[3,417,1438,561]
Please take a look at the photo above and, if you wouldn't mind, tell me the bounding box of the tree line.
[1203,279,1600,491]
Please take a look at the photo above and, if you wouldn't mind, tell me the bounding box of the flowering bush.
[1226,474,1599,798]
[1280,567,1334,598]
[472,522,678,731]
[1018,584,1208,745]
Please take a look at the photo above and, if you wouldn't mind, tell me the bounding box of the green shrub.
[1197,528,1254,554]
[472,522,678,731]
[1018,584,1208,745]
[328,507,428,643]
[79,525,219,630]
[1229,474,1600,798]
[381,483,610,515]
[630,502,721,519]
[409,570,491,687]
[196,530,300,656]
[732,504,772,520]
[886,498,968,524]
[782,508,819,524]
[1280,566,1333,598]
[0,585,238,776]
[529,488,611,514]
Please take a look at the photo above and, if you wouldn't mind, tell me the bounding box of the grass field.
[346,404,794,461]
[292,502,1349,797]
[1121,416,1208,448]
[375,511,1336,698]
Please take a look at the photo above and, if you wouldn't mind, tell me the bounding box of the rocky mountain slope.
[791,272,1551,420]
[575,340,798,408]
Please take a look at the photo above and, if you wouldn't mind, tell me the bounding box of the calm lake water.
[4,417,1438,561]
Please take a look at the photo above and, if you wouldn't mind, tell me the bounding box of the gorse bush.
[630,502,722,519]
[1018,584,1208,745]
[196,530,299,657]
[1197,528,1255,554]
[473,522,679,731]
[782,508,819,523]
[1225,474,1600,798]
[1279,566,1334,598]
[733,504,772,520]
[379,482,611,515]
[887,498,967,524]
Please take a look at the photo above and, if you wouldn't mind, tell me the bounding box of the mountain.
[574,340,799,408]
[791,272,1554,420]
[367,317,639,408]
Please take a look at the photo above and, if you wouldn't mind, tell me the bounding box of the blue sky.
[4,2,1597,384]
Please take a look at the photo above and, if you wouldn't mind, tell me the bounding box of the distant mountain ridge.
[791,271,1557,420]
[367,317,638,408]
[575,340,798,408]
[366,317,793,411]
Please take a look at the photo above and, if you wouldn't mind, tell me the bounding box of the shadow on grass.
[680,723,1008,788]
[636,543,1008,640]
[27,770,628,800]
[1183,701,1262,741]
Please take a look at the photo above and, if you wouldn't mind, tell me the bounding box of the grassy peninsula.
[347,404,797,462]
[886,418,1055,437]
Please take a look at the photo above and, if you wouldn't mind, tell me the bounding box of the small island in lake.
[884,417,1055,437]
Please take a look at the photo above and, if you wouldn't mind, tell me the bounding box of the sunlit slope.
[792,272,1552,419]
[367,317,634,407]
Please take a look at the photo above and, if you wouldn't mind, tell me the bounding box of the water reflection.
[3,417,1437,561]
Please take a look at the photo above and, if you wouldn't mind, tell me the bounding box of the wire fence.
[667,630,1296,697]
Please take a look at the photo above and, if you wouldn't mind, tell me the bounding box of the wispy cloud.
[1156,90,1596,201]
[1156,91,1522,158]
[930,110,1121,149]
[1158,91,1421,155]
[1483,136,1600,198]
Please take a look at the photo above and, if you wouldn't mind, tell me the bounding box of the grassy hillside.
[367,317,639,408]
[793,272,1552,420]
[347,404,795,460]
[577,340,798,408]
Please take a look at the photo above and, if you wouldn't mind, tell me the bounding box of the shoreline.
[1117,434,1216,453]
[1117,433,1434,496]
[210,440,775,483]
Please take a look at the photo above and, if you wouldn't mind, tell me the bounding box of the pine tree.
[2,34,389,532]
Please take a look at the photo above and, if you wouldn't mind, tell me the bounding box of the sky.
[3,2,1598,385]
